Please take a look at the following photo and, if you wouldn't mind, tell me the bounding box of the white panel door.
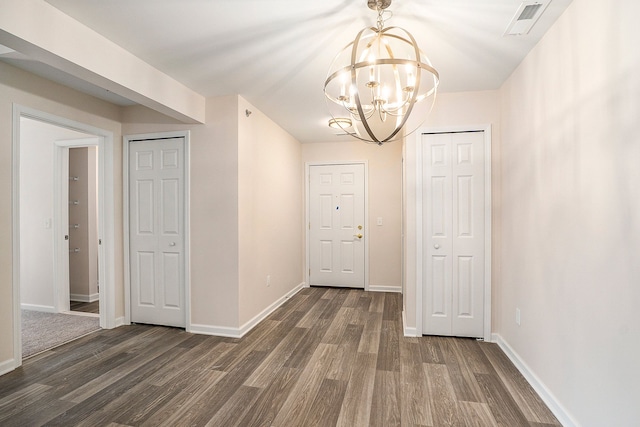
[422,132,485,337]
[309,164,365,288]
[129,137,185,327]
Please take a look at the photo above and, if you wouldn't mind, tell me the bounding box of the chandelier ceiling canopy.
[324,0,439,145]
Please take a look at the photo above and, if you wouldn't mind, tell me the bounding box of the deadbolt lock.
[358,225,363,230]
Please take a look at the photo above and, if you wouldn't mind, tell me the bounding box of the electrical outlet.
[515,308,521,326]
[266,275,271,287]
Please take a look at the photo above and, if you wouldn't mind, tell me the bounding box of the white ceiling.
[4,0,573,143]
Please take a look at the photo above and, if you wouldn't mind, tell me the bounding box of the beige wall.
[237,97,303,325]
[0,61,122,367]
[68,147,99,301]
[122,97,241,329]
[0,0,205,123]
[498,0,640,425]
[403,90,501,329]
[302,140,403,290]
[122,96,303,330]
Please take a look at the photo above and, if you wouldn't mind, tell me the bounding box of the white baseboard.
[21,303,56,313]
[368,285,402,293]
[190,283,305,339]
[0,358,16,377]
[70,293,99,303]
[189,323,244,338]
[402,310,418,337]
[492,334,579,427]
[114,317,126,327]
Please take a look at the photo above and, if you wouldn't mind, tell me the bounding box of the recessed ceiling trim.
[503,0,552,36]
[0,43,15,55]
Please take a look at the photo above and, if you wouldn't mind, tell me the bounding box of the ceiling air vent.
[503,0,551,36]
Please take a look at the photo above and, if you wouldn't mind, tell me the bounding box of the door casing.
[123,131,191,330]
[11,105,116,369]
[54,138,100,314]
[305,161,369,290]
[415,125,492,341]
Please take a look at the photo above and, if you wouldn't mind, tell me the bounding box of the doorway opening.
[67,146,100,316]
[12,106,116,367]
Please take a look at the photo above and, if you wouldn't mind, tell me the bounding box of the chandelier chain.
[376,6,384,32]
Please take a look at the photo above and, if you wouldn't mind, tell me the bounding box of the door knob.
[169,242,176,246]
[354,234,363,239]
[434,244,440,249]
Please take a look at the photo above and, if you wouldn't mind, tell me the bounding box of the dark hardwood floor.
[0,287,560,426]
[69,300,100,314]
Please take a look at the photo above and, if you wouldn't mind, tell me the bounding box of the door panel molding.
[123,131,190,330]
[305,161,369,290]
[415,125,492,341]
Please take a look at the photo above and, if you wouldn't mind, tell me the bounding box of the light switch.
[377,217,383,226]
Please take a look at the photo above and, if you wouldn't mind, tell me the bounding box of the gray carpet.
[22,310,100,358]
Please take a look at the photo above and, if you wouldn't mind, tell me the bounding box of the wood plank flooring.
[0,287,560,426]
[70,300,100,314]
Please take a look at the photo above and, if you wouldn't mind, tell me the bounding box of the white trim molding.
[20,304,56,313]
[190,283,304,338]
[114,317,126,328]
[492,334,580,427]
[368,285,402,293]
[402,310,418,337]
[0,359,16,376]
[70,293,100,303]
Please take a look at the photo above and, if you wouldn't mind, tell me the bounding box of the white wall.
[19,118,97,311]
[498,0,640,425]
[302,140,403,291]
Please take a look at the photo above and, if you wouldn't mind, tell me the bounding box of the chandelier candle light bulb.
[324,0,439,145]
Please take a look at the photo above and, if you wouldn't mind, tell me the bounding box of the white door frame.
[415,125,492,341]
[54,138,100,314]
[123,131,191,330]
[305,161,369,290]
[12,104,117,368]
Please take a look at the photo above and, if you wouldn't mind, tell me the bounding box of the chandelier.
[324,0,439,145]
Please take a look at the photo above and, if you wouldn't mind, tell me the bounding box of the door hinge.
[309,268,311,276]
[99,239,102,245]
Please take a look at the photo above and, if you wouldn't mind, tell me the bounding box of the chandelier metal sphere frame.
[324,0,439,145]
